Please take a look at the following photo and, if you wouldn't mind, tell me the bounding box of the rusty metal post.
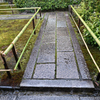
[32,19,36,34]
[12,46,21,70]
[96,73,100,81]
[39,9,41,18]
[10,6,14,14]
[78,18,81,28]
[71,7,72,14]
[1,54,11,79]
[35,9,37,19]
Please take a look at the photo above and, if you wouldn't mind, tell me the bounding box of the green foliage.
[14,0,81,11]
[75,0,100,49]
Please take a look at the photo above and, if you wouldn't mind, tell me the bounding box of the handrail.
[70,5,100,81]
[14,18,41,70]
[0,4,15,7]
[0,7,41,11]
[71,5,100,47]
[2,7,40,56]
[0,7,42,78]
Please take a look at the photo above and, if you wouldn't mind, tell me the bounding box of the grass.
[0,18,43,86]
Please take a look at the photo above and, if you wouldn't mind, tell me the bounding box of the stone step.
[17,96,79,100]
[20,79,94,92]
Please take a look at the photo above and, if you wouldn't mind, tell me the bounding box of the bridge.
[19,11,94,91]
[0,6,100,92]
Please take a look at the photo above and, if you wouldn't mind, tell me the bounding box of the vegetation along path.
[20,11,94,91]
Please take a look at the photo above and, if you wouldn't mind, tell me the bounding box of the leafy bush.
[75,0,100,49]
[14,0,81,11]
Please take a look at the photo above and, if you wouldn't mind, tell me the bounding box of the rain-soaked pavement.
[0,11,100,100]
[20,11,94,91]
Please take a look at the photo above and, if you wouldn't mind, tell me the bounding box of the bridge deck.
[20,11,94,91]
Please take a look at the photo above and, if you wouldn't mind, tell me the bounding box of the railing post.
[78,18,81,28]
[39,9,41,18]
[1,54,11,79]
[12,45,21,70]
[10,5,14,14]
[71,7,72,14]
[32,19,36,34]
[96,73,100,81]
[35,9,37,19]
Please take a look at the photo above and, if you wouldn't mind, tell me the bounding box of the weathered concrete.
[66,14,91,80]
[0,95,16,100]
[57,52,79,79]
[42,34,55,43]
[33,64,55,79]
[22,13,49,79]
[80,97,95,100]
[20,80,94,89]
[57,37,73,52]
[17,96,79,100]
[20,11,94,91]
[37,43,55,63]
[57,21,67,27]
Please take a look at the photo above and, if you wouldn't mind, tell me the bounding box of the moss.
[0,18,43,86]
[0,71,24,86]
[0,3,18,15]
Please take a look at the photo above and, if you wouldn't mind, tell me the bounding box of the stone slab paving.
[33,64,55,79]
[65,13,91,80]
[57,37,73,52]
[37,43,55,63]
[57,52,79,79]
[17,96,79,100]
[22,13,49,79]
[0,90,100,100]
[20,80,94,89]
[20,11,94,90]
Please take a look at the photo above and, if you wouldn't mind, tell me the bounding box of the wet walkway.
[20,11,94,90]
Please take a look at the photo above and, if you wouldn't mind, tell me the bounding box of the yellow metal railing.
[69,5,100,81]
[0,7,42,78]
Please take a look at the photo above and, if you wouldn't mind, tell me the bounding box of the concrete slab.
[57,12,66,21]
[66,15,91,80]
[37,53,55,63]
[46,18,56,31]
[42,34,55,43]
[57,52,79,79]
[0,95,16,100]
[57,30,69,37]
[37,43,55,63]
[57,27,67,31]
[95,97,100,100]
[39,43,55,54]
[22,14,48,79]
[57,37,73,52]
[17,96,79,100]
[33,64,55,79]
[80,97,95,100]
[20,79,94,89]
[57,21,66,27]
[44,31,55,35]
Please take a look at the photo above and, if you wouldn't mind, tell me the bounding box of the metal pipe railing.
[2,7,40,56]
[0,7,41,11]
[0,7,41,78]
[70,5,100,47]
[69,5,100,81]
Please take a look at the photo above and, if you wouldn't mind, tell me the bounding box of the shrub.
[75,0,100,49]
[14,0,81,11]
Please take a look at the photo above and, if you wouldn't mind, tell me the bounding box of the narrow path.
[20,11,94,91]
